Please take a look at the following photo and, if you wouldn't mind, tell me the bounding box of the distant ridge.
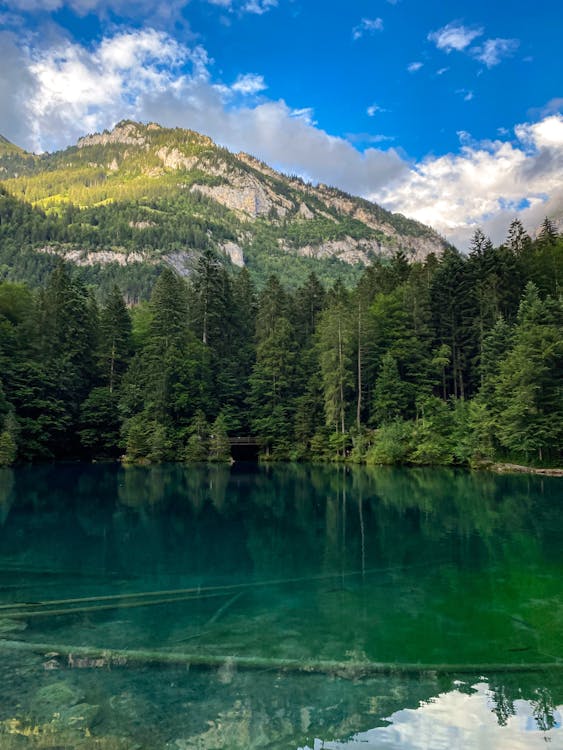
[0,120,450,291]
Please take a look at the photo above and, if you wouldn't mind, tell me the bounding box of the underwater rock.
[32,680,86,719]
[57,701,101,731]
[108,691,156,728]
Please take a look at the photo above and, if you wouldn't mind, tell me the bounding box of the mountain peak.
[0,120,449,290]
[77,120,150,149]
[76,120,215,152]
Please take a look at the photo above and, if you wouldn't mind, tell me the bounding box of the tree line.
[0,217,561,467]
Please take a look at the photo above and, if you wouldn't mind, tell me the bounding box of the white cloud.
[471,37,519,67]
[367,103,388,117]
[428,22,483,53]
[375,114,563,248]
[0,27,406,194]
[230,73,266,94]
[0,0,277,17]
[339,682,563,750]
[347,132,395,144]
[531,97,563,118]
[209,0,277,13]
[0,29,206,151]
[436,67,449,75]
[1,0,62,9]
[0,29,561,253]
[240,0,277,14]
[352,17,383,40]
[456,89,474,102]
[407,61,423,73]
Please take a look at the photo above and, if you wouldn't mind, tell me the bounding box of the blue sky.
[0,0,561,248]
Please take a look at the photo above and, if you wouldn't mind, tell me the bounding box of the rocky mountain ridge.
[0,120,450,291]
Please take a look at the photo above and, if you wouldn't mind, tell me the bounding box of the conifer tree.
[495,284,563,462]
[317,285,354,451]
[537,217,558,247]
[98,286,132,392]
[371,353,408,425]
[506,218,531,255]
[209,413,231,462]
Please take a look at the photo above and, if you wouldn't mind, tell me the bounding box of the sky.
[0,0,562,249]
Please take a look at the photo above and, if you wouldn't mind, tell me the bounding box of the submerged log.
[1,639,561,678]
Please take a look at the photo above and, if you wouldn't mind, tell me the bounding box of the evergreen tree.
[537,217,558,248]
[495,284,563,462]
[79,387,121,457]
[293,272,326,342]
[209,413,231,462]
[249,317,297,455]
[317,288,354,453]
[430,249,474,400]
[371,353,409,425]
[184,409,210,462]
[98,286,132,392]
[121,267,211,460]
[506,218,531,255]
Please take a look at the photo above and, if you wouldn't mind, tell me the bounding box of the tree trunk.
[356,301,362,431]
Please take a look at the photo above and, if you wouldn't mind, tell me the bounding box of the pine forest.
[1,217,561,469]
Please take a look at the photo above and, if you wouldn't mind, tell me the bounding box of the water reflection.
[0,464,561,749]
[305,681,563,749]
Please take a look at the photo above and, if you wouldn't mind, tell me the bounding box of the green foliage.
[365,420,414,465]
[208,414,231,463]
[0,120,436,297]
[0,213,561,468]
[0,413,17,466]
[184,410,210,462]
[494,284,563,462]
[79,387,121,457]
[0,430,16,467]
[371,352,409,425]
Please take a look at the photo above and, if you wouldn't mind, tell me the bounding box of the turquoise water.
[0,463,561,748]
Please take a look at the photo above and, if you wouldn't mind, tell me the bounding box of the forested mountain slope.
[0,120,449,296]
[0,219,560,468]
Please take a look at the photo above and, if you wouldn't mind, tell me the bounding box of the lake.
[0,463,561,749]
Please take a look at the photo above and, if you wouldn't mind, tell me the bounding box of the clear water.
[0,463,561,749]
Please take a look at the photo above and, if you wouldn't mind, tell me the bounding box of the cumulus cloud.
[0,28,561,252]
[18,29,201,150]
[0,27,406,195]
[471,37,519,67]
[407,61,423,72]
[352,18,383,40]
[375,114,563,248]
[230,73,266,94]
[0,32,37,144]
[0,0,277,18]
[141,96,407,195]
[428,22,483,53]
[1,0,169,15]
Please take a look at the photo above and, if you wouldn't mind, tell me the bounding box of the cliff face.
[0,121,449,286]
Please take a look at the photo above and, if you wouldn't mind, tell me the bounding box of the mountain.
[0,120,449,295]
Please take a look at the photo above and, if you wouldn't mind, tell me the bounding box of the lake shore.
[483,462,563,477]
